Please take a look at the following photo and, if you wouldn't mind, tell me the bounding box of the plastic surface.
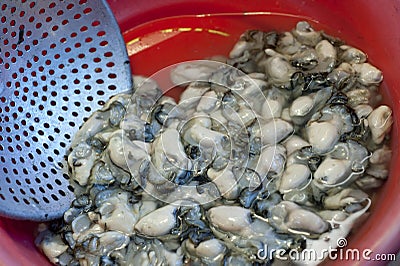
[1,0,399,265]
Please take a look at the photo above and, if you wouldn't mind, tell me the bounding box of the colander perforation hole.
[51,194,59,201]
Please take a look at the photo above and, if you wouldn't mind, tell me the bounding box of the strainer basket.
[0,0,132,221]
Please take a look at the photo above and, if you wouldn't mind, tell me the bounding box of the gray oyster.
[269,201,329,237]
[306,104,356,154]
[183,238,227,266]
[207,205,292,263]
[292,21,322,46]
[367,105,393,144]
[134,201,189,237]
[313,140,369,189]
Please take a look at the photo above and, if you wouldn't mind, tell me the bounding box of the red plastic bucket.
[1,1,399,265]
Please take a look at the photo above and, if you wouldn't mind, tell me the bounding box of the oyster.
[269,201,329,236]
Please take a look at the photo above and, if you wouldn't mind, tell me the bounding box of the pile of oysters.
[37,21,392,266]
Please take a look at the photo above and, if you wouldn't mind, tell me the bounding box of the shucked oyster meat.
[37,21,392,265]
